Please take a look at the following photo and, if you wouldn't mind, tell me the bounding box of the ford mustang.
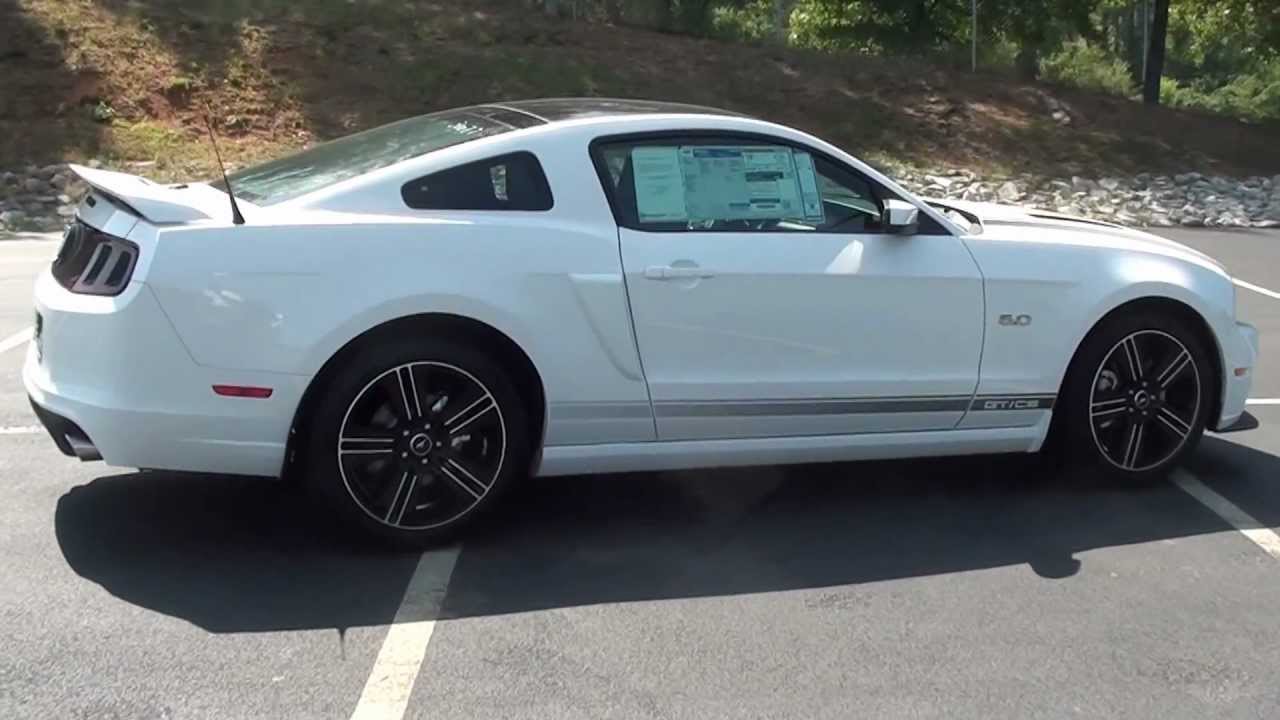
[24,98,1259,544]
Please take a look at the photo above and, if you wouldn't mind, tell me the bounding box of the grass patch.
[3,0,1279,183]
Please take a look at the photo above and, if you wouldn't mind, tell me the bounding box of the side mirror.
[882,199,919,235]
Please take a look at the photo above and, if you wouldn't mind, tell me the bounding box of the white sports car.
[25,98,1259,544]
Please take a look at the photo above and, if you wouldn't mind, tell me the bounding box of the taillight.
[51,222,139,296]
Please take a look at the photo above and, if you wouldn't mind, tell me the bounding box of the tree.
[1142,0,1171,103]
[772,0,798,44]
[983,0,1098,79]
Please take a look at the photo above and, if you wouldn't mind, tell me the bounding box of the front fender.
[965,233,1237,408]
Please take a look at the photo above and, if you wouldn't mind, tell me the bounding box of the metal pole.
[1141,0,1151,81]
[971,0,977,72]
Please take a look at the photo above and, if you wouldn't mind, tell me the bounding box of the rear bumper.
[29,397,100,461]
[22,270,306,476]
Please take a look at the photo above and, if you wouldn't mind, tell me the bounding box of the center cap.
[409,433,432,457]
[1133,390,1151,410]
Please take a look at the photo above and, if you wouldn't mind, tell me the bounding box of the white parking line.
[1235,278,1280,301]
[0,426,41,435]
[1247,399,1280,406]
[1173,469,1280,561]
[350,545,460,720]
[0,327,32,355]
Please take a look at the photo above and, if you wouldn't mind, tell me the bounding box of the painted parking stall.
[5,230,1280,719]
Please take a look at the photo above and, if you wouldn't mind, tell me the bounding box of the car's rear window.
[225,107,543,206]
[402,152,553,211]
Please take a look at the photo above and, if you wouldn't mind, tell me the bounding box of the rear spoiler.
[68,164,244,224]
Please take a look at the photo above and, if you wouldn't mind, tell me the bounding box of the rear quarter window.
[401,152,553,211]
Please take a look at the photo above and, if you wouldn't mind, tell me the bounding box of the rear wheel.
[305,338,529,546]
[1060,311,1211,482]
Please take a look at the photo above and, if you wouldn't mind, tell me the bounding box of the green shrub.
[1040,39,1136,97]
[1161,77,1212,111]
[789,1,871,52]
[979,39,1021,73]
[1162,63,1280,122]
[711,0,775,43]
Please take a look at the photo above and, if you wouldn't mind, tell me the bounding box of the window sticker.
[632,146,689,222]
[631,144,824,226]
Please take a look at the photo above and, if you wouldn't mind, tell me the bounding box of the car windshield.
[224,106,544,205]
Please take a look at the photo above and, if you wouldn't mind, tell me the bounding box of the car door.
[592,133,986,441]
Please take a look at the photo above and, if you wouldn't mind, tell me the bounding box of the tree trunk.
[772,0,796,44]
[656,0,674,31]
[1120,3,1137,77]
[1142,0,1170,104]
[605,0,623,24]
[1015,45,1039,80]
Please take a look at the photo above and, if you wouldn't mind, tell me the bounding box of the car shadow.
[55,436,1280,633]
[53,472,422,634]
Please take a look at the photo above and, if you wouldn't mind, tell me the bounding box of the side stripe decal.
[968,395,1057,411]
[552,395,1058,420]
[656,397,970,417]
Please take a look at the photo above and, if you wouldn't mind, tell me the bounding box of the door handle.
[644,265,715,280]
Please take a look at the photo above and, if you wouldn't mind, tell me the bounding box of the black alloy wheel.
[1088,329,1201,472]
[306,339,529,545]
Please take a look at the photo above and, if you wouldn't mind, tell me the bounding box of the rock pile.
[0,162,95,232]
[894,169,1280,229]
[3,162,1279,232]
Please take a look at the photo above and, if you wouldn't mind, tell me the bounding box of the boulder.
[1071,176,1096,191]
[997,181,1022,203]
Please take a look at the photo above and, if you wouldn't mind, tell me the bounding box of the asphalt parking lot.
[4,229,1280,719]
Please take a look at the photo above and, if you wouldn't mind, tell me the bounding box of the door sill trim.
[535,423,1047,477]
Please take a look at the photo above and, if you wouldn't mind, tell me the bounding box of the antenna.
[202,110,246,226]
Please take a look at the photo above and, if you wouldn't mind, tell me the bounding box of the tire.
[1059,309,1213,483]
[304,337,531,546]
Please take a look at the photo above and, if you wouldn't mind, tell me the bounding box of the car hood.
[926,198,1228,275]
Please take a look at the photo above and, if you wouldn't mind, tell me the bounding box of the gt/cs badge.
[983,398,1041,410]
[998,314,1032,326]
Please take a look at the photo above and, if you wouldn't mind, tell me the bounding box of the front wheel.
[1060,311,1212,482]
[305,338,530,546]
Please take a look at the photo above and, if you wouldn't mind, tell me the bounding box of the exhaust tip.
[66,431,102,461]
[28,397,102,462]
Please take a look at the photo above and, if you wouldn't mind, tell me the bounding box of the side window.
[810,156,883,233]
[593,137,888,233]
[401,151,552,211]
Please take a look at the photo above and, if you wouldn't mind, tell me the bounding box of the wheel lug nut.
[401,452,407,458]
[402,430,409,437]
